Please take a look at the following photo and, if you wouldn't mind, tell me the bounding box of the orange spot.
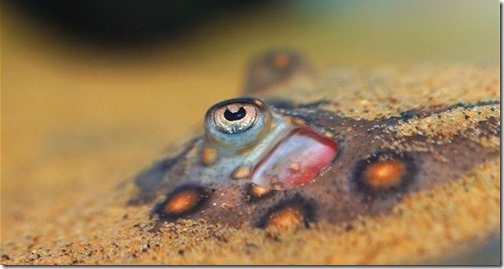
[266,207,303,230]
[292,117,307,126]
[201,146,218,165]
[164,190,199,214]
[364,160,405,187]
[250,184,270,197]
[272,53,290,69]
[231,166,251,179]
[323,131,334,139]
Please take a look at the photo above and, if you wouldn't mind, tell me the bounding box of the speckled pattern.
[2,57,499,264]
[130,52,500,237]
[1,159,499,265]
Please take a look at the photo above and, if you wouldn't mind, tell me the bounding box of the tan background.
[1,0,499,264]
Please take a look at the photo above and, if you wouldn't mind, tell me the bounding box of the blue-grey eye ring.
[205,98,272,146]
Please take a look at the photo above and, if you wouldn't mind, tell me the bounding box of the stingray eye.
[205,98,272,147]
[213,103,258,134]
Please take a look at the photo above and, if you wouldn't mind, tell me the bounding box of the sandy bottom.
[2,5,500,265]
[1,158,499,265]
[2,60,500,264]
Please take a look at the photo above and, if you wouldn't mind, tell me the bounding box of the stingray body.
[130,49,500,231]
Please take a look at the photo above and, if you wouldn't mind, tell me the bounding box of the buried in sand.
[1,50,500,265]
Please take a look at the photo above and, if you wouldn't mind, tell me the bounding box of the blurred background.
[1,0,499,261]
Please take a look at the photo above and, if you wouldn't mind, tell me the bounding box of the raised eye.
[213,103,258,134]
[205,98,272,148]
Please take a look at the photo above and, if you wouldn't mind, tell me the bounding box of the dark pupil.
[224,107,246,121]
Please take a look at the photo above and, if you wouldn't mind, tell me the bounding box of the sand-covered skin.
[1,158,499,265]
[2,3,500,264]
[2,63,500,265]
[265,64,499,120]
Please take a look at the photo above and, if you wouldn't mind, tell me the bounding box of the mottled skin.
[130,49,500,230]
